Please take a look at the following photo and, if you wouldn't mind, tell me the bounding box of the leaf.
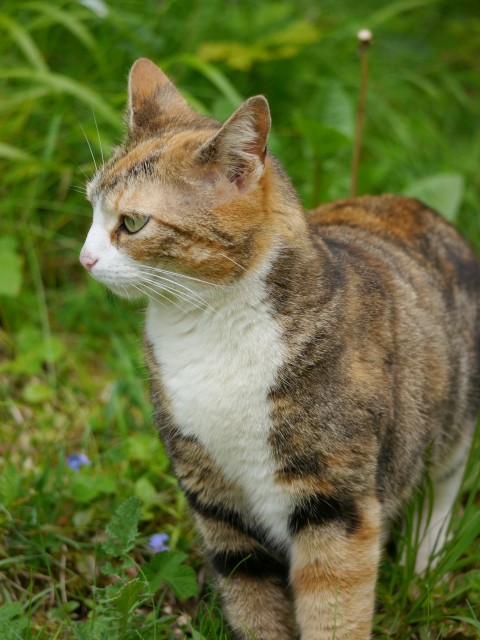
[134,476,160,508]
[126,434,161,462]
[294,114,352,157]
[195,20,320,71]
[266,20,320,48]
[166,562,199,599]
[173,55,243,106]
[22,381,55,404]
[143,550,199,600]
[70,474,116,504]
[0,68,121,128]
[402,173,465,221]
[0,15,48,72]
[0,329,65,375]
[450,616,480,631]
[112,579,144,614]
[0,602,28,640]
[102,497,142,557]
[366,0,441,29]
[0,142,35,162]
[23,2,98,54]
[319,83,354,139]
[0,237,22,297]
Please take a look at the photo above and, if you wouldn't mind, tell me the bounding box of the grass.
[1,0,479,637]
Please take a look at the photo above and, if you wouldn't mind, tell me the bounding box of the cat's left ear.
[128,58,191,137]
[196,96,271,188]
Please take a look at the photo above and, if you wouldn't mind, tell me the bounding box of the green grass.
[1,0,479,637]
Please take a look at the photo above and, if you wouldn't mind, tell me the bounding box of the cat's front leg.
[193,512,296,640]
[290,494,382,640]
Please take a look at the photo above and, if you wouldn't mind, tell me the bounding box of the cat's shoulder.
[308,194,436,234]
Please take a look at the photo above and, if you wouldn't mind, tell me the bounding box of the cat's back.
[301,194,480,508]
[309,194,480,306]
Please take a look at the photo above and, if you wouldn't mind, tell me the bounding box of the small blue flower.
[67,453,92,471]
[148,533,170,553]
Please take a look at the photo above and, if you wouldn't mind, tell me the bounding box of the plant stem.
[350,31,372,197]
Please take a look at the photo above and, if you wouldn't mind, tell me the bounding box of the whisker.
[131,283,167,308]
[79,121,98,172]
[121,284,131,301]
[218,253,247,271]
[137,270,214,307]
[138,264,224,288]
[72,159,91,182]
[138,275,214,313]
[70,185,88,194]
[91,107,105,166]
[135,281,194,314]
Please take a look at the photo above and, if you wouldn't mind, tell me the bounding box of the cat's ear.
[196,96,271,188]
[128,58,190,136]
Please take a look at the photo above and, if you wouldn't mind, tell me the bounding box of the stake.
[350,28,372,198]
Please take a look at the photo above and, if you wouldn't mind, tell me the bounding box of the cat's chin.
[106,283,144,300]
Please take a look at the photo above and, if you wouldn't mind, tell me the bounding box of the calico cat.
[80,58,480,639]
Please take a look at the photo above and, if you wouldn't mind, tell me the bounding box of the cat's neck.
[145,161,328,329]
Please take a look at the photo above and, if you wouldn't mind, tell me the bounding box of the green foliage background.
[0,0,479,638]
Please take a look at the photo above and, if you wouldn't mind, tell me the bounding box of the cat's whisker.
[138,275,214,314]
[131,282,167,309]
[91,107,105,167]
[79,121,98,172]
[218,253,247,272]
[139,264,224,288]
[121,284,131,301]
[70,185,88,195]
[137,269,215,310]
[72,159,91,182]
[135,280,198,315]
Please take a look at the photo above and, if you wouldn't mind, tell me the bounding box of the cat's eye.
[123,215,149,234]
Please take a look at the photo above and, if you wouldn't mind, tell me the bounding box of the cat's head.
[79,58,276,301]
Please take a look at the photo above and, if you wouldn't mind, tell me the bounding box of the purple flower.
[67,453,92,471]
[148,533,170,553]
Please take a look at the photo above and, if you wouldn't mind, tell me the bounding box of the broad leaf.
[403,173,465,221]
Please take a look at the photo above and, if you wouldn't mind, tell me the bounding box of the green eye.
[123,215,149,233]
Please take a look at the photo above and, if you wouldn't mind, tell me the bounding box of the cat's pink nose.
[80,251,98,272]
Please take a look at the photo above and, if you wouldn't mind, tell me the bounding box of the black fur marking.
[209,548,288,582]
[288,493,359,535]
[182,488,268,546]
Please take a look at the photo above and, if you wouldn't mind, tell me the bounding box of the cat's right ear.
[127,58,190,138]
[195,96,271,190]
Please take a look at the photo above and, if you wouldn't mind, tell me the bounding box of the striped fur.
[80,59,480,639]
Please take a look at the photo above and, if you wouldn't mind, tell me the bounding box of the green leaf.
[70,473,116,504]
[143,550,198,599]
[0,68,121,128]
[294,114,352,158]
[318,83,354,139]
[134,476,160,508]
[0,142,35,162]
[403,173,465,221]
[0,602,28,640]
[173,55,243,106]
[113,579,145,614]
[266,19,320,48]
[0,237,22,297]
[102,497,142,557]
[366,0,441,28]
[22,381,54,404]
[23,2,98,54]
[126,434,161,462]
[1,329,65,375]
[0,15,48,72]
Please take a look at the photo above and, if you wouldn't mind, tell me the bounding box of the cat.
[79,58,480,639]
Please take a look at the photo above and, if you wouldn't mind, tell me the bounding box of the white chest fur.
[145,272,292,549]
